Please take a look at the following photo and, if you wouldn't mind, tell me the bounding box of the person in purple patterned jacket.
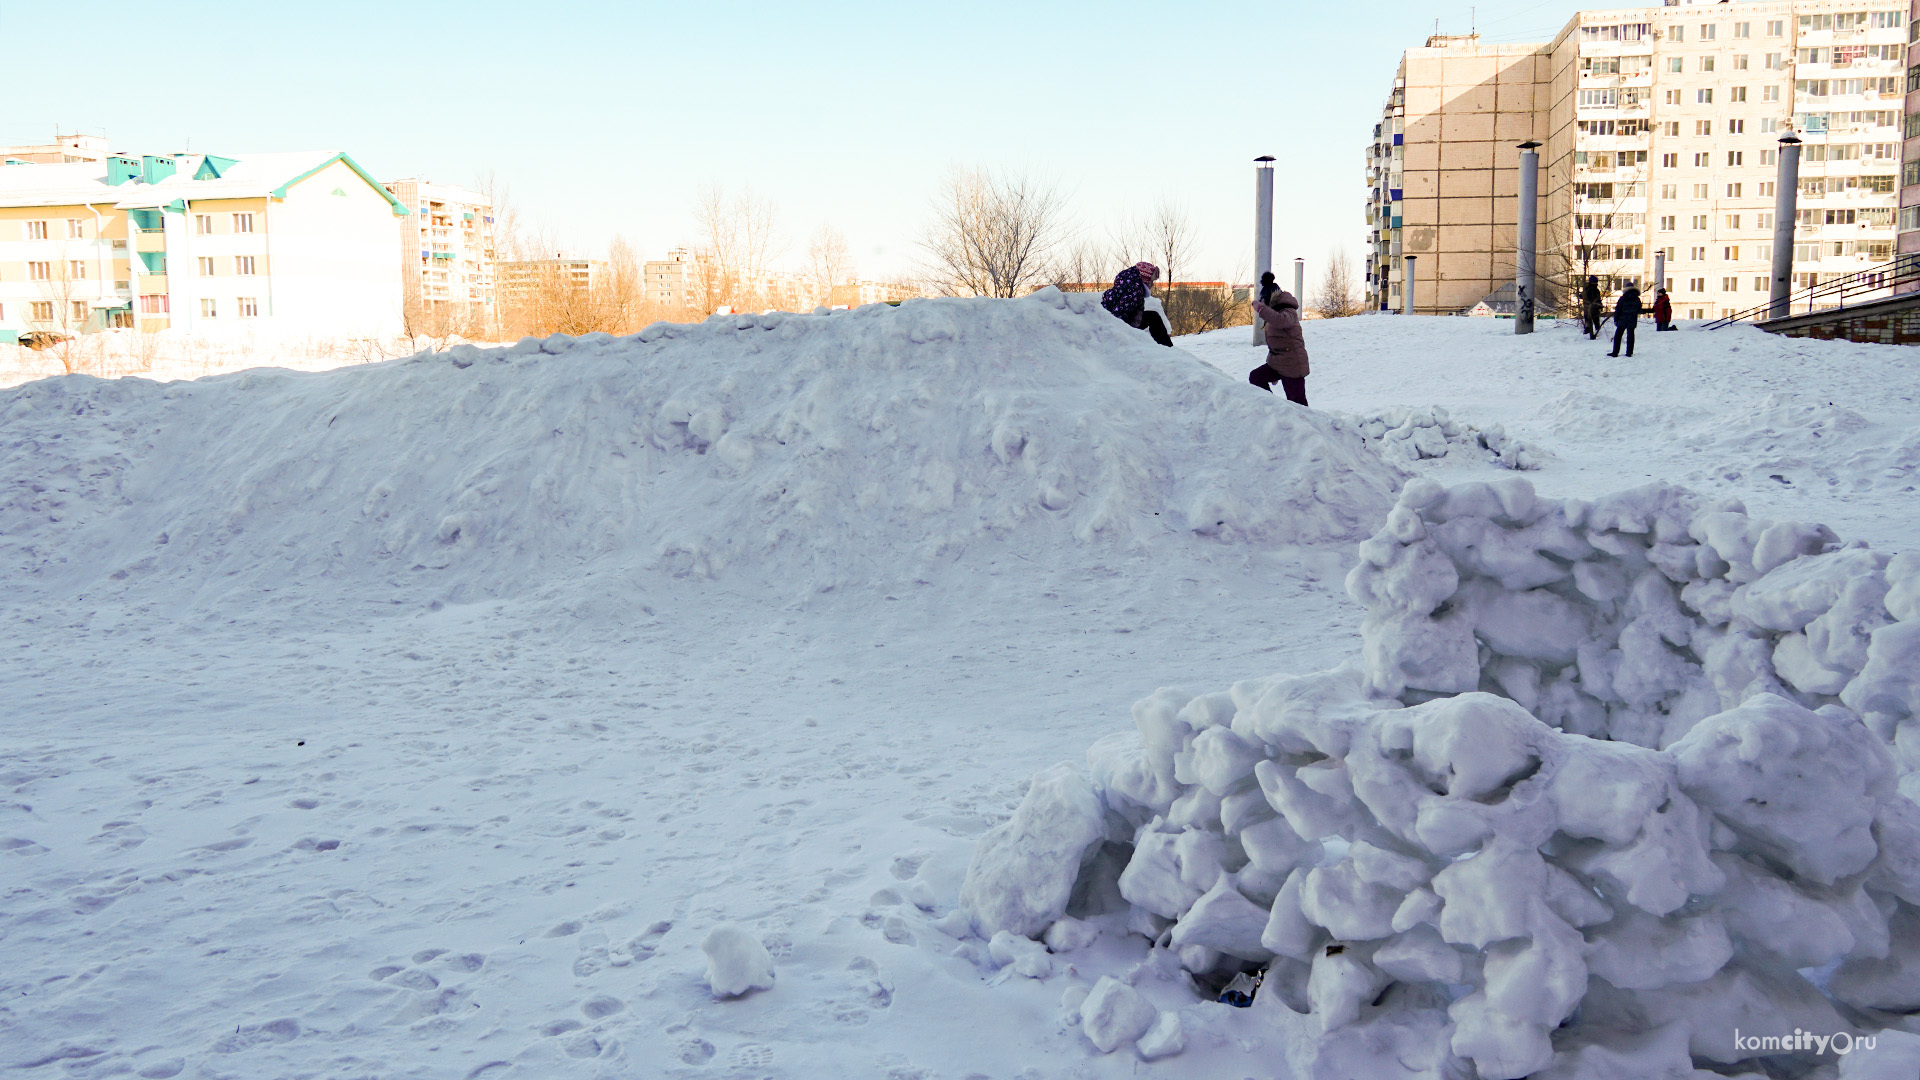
[1100,262,1173,346]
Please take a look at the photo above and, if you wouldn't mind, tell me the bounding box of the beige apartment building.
[1370,0,1908,319]
[382,178,494,333]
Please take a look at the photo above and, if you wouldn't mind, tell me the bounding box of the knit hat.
[1134,262,1161,282]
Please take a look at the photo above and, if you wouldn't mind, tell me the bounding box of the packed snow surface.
[4,306,1919,1078]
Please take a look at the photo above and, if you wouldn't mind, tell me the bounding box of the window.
[66,219,83,239]
[25,220,47,240]
[1580,89,1618,107]
[1661,184,1678,200]
[70,301,88,322]
[1758,212,1774,229]
[68,260,87,279]
[1767,19,1782,36]
[1701,24,1716,40]
[1700,56,1716,72]
[1693,184,1710,200]
[139,293,169,314]
[30,301,53,321]
[235,255,256,275]
[1727,215,1743,231]
[1762,147,1777,164]
[1697,89,1714,104]
[1754,277,1768,291]
[1873,11,1905,28]
[1728,152,1744,167]
[1670,24,1685,42]
[1827,209,1858,224]
[232,213,254,233]
[1757,244,1772,260]
[1763,85,1779,102]
[1689,278,1706,292]
[1726,119,1744,135]
[200,298,218,318]
[1694,152,1711,167]
[1662,121,1680,136]
[27,261,49,281]
[198,256,216,276]
[1735,55,1749,70]
[1667,58,1685,75]
[238,297,259,318]
[1731,89,1747,107]
[1662,152,1679,168]
[1735,21,1750,38]
[1723,277,1739,291]
[1724,245,1741,260]
[1800,14,1832,31]
[1660,215,1677,231]
[1766,53,1783,70]
[1692,216,1709,231]
[196,214,214,235]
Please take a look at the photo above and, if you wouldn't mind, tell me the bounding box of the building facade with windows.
[1370,0,1908,319]
[0,149,407,342]
[382,178,494,334]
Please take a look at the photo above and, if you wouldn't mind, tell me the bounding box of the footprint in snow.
[678,1038,715,1064]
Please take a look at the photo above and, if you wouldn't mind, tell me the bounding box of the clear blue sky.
[4,0,1619,285]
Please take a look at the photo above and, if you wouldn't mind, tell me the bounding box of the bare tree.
[1144,199,1195,286]
[693,184,779,313]
[1049,239,1109,291]
[596,235,646,333]
[1311,250,1363,318]
[920,167,1067,297]
[808,224,854,305]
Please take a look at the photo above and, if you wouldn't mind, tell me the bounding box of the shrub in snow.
[960,476,1920,1077]
[701,924,774,998]
[1346,405,1543,471]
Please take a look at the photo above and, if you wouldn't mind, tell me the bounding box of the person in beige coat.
[1250,291,1310,406]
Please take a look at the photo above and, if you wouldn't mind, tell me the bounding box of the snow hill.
[0,290,1398,613]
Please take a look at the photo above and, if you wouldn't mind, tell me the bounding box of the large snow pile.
[959,476,1920,1077]
[0,291,1399,610]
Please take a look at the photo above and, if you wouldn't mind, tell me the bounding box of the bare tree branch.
[920,167,1067,298]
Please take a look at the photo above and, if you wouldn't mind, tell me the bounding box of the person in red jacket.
[1250,290,1310,405]
[1652,286,1675,331]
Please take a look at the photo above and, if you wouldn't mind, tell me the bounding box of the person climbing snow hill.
[1250,289,1310,406]
[1580,276,1603,339]
[1609,282,1643,358]
[1653,287,1674,331]
[1101,261,1174,347]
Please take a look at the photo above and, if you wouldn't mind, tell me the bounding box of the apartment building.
[0,148,407,342]
[1900,0,1920,257]
[1,133,110,165]
[1369,0,1908,318]
[383,178,494,330]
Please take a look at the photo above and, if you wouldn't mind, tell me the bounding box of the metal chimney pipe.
[1253,156,1274,343]
[1403,255,1417,316]
[1769,135,1803,322]
[1515,141,1541,334]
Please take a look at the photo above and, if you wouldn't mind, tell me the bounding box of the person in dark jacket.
[1101,261,1173,346]
[1580,276,1603,339]
[1249,290,1310,405]
[1652,287,1675,330]
[1609,283,1643,357]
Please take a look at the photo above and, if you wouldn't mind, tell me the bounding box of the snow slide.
[0,290,1399,612]
[961,476,1920,1077]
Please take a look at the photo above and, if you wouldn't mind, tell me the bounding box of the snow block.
[701,924,774,998]
[959,763,1106,939]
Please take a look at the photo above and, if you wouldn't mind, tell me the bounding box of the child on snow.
[1250,290,1310,406]
[1101,262,1174,347]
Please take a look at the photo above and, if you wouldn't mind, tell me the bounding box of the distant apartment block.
[644,247,915,315]
[1370,0,1909,319]
[0,146,407,343]
[497,253,602,301]
[2,133,110,165]
[383,178,494,329]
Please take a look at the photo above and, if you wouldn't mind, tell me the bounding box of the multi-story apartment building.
[1899,0,1920,258]
[0,148,407,342]
[1370,0,1908,319]
[1,133,110,165]
[383,178,494,332]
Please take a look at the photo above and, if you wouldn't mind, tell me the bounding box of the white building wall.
[268,160,404,337]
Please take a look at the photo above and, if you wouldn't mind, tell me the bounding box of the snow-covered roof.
[0,150,408,214]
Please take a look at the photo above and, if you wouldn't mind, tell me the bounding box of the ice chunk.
[1168,877,1272,961]
[988,930,1053,979]
[1307,947,1386,1032]
[959,763,1107,937]
[702,924,774,997]
[1079,976,1156,1053]
[1134,1010,1185,1061]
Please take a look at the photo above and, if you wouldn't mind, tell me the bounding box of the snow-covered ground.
[1,302,1915,1079]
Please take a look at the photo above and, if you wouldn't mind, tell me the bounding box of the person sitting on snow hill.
[1250,289,1310,406]
[1101,261,1174,347]
[1653,286,1675,331]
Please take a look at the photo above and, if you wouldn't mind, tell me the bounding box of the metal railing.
[1699,253,1920,329]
